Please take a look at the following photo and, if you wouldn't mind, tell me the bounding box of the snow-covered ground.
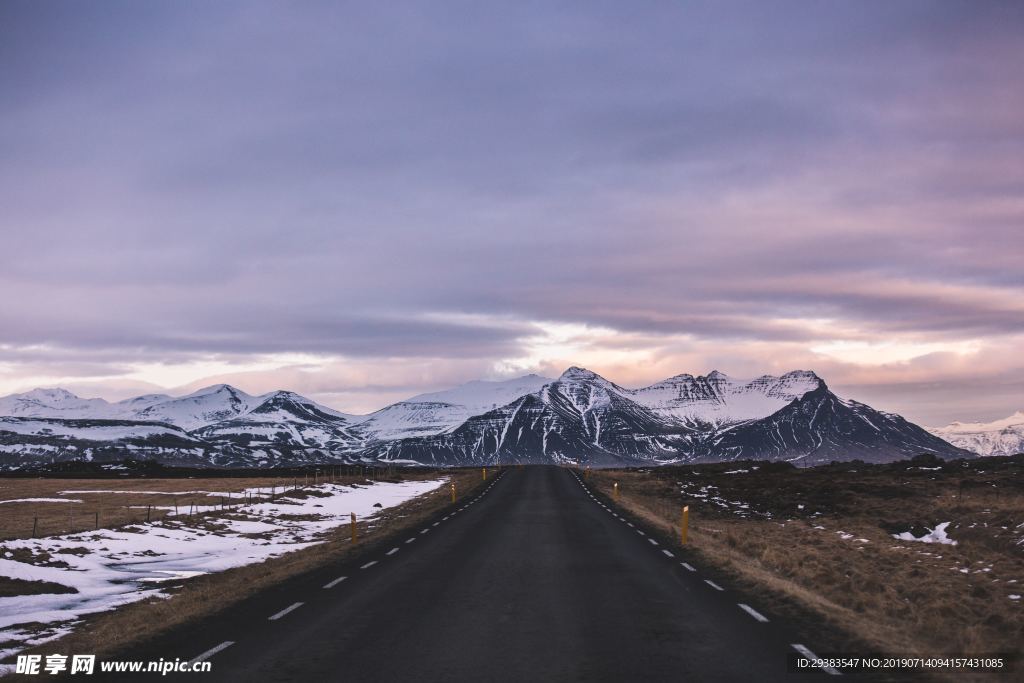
[0,477,445,670]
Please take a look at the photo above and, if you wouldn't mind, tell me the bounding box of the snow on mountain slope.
[0,418,197,442]
[194,391,363,452]
[0,388,116,419]
[0,369,987,468]
[929,412,1024,456]
[369,367,972,466]
[130,384,259,430]
[629,370,823,426]
[368,367,686,466]
[354,374,553,442]
[403,374,552,414]
[355,402,472,442]
[114,393,175,412]
[0,416,210,469]
[683,385,972,465]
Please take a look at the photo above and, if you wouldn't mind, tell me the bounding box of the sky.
[1,1,1022,427]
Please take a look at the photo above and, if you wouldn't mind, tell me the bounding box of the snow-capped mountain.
[0,384,262,430]
[195,391,363,452]
[0,388,120,419]
[928,412,1024,456]
[368,367,679,465]
[630,370,823,426]
[0,416,212,469]
[682,384,969,465]
[0,388,172,420]
[131,384,260,431]
[352,374,552,441]
[366,367,970,466]
[0,368,975,468]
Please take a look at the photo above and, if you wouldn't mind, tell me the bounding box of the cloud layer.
[1,1,1022,425]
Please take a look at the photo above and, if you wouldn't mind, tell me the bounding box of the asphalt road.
[140,467,838,682]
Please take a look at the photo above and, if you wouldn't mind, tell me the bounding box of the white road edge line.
[268,602,304,621]
[738,603,769,623]
[681,562,696,572]
[361,561,378,569]
[386,547,399,556]
[323,576,347,589]
[189,641,234,665]
[704,579,724,591]
[792,644,841,676]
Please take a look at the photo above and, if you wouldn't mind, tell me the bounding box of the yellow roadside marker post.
[680,505,689,545]
[483,467,487,481]
[613,482,619,501]
[451,482,457,502]
[351,512,358,544]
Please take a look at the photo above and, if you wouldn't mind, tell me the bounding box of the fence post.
[350,512,357,544]
[95,511,99,530]
[146,505,152,523]
[32,517,38,538]
[681,505,690,545]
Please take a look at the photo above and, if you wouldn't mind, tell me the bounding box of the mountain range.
[928,412,1024,457]
[0,368,978,468]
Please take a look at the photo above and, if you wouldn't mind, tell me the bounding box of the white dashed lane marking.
[386,547,399,556]
[189,641,234,665]
[704,579,724,591]
[405,538,416,544]
[648,538,658,546]
[681,562,696,572]
[361,561,378,569]
[791,644,840,676]
[662,549,674,558]
[268,602,304,621]
[323,576,347,589]
[738,604,769,623]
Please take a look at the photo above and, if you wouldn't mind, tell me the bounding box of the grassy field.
[589,455,1024,681]
[0,470,408,540]
[1,467,490,662]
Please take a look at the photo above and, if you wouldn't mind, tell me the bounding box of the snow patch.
[892,522,958,545]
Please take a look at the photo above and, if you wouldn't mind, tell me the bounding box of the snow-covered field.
[0,477,446,670]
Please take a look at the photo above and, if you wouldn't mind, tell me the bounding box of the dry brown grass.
[7,468,489,661]
[0,473,380,540]
[589,458,1024,682]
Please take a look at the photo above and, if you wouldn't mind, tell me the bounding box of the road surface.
[135,467,839,681]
